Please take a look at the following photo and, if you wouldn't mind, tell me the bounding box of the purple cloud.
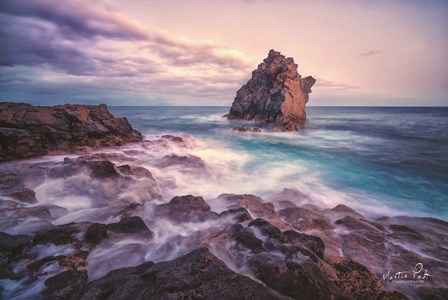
[0,0,252,104]
[315,78,358,91]
[360,49,382,56]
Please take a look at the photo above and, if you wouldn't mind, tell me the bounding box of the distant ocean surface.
[110,106,448,219]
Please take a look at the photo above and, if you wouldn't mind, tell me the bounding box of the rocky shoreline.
[0,102,142,162]
[1,104,447,299]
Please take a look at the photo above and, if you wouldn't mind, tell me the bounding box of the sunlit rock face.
[0,103,143,161]
[227,49,316,131]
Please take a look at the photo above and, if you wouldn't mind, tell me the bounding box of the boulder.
[227,49,316,131]
[84,223,108,245]
[43,270,88,299]
[107,216,152,236]
[33,225,80,246]
[156,195,218,222]
[0,103,143,161]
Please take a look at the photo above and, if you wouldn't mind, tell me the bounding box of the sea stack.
[227,50,316,131]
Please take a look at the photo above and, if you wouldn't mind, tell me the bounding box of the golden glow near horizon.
[1,0,447,105]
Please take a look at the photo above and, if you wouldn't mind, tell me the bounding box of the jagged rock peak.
[227,49,316,131]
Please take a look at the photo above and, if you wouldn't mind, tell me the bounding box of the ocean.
[110,106,448,220]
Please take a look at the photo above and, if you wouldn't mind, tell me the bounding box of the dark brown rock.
[107,216,152,236]
[279,207,333,231]
[84,223,108,245]
[232,126,263,132]
[283,230,325,259]
[249,218,285,241]
[327,257,408,300]
[247,253,344,300]
[415,287,448,300]
[217,193,289,229]
[156,195,218,222]
[73,247,289,300]
[0,232,32,257]
[155,154,206,169]
[230,224,264,253]
[33,224,79,246]
[161,134,184,142]
[43,270,88,299]
[219,207,253,223]
[0,102,143,161]
[227,49,316,131]
[90,160,119,178]
[6,188,37,204]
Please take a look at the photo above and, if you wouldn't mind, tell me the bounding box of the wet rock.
[279,207,333,231]
[161,134,184,142]
[323,204,366,222]
[117,164,132,175]
[247,253,344,300]
[170,194,211,211]
[42,156,161,208]
[84,223,108,245]
[227,49,316,131]
[5,188,37,204]
[387,224,424,242]
[415,287,448,300]
[232,126,263,132]
[90,160,119,178]
[43,270,88,299]
[33,225,79,246]
[335,215,382,232]
[249,218,285,241]
[327,257,408,300]
[75,247,289,299]
[0,232,32,257]
[0,171,24,193]
[269,188,318,208]
[230,224,264,253]
[155,154,206,169]
[219,207,253,223]
[218,194,289,229]
[0,102,143,161]
[335,216,388,270]
[156,195,218,222]
[0,232,32,279]
[107,216,152,236]
[128,166,155,178]
[283,230,325,259]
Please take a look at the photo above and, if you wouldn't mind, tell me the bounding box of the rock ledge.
[0,102,143,161]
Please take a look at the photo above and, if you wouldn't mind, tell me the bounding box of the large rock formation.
[227,50,316,131]
[0,102,143,161]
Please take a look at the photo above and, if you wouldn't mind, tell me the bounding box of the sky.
[0,0,447,106]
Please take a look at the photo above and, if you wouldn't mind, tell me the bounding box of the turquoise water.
[110,106,448,219]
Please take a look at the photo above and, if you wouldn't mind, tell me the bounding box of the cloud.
[314,78,358,91]
[0,0,252,104]
[360,49,382,56]
[0,0,148,40]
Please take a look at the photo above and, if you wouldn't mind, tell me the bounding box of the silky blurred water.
[110,106,448,219]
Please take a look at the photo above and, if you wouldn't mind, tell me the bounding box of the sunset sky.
[1,0,447,106]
